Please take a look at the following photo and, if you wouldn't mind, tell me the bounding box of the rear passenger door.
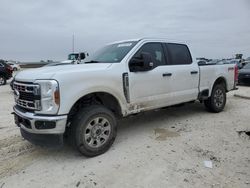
[164,43,199,103]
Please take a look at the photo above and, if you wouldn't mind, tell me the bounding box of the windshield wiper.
[84,60,100,64]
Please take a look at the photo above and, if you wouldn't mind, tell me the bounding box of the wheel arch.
[210,76,228,95]
[67,91,123,125]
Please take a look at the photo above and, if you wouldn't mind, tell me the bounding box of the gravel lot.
[0,80,250,188]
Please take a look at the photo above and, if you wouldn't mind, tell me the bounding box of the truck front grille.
[13,81,41,111]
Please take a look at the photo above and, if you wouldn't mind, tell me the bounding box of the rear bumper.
[14,106,67,147]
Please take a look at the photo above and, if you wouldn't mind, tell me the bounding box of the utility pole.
[72,34,75,53]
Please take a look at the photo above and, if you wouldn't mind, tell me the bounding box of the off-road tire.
[204,84,226,113]
[70,105,117,157]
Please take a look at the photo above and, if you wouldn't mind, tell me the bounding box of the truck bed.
[199,63,235,95]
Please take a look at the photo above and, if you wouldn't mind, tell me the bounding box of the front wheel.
[70,105,117,157]
[204,84,226,113]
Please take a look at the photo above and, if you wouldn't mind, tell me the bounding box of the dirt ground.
[0,80,249,188]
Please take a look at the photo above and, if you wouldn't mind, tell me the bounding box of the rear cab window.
[165,43,192,65]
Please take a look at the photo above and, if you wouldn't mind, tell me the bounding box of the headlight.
[35,80,60,114]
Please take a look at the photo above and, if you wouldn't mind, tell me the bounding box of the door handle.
[190,71,198,74]
[162,73,172,77]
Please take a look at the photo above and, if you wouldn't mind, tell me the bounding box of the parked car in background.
[238,63,250,84]
[0,60,13,85]
[227,59,243,69]
[244,60,250,65]
[6,61,21,71]
[60,52,89,64]
[198,59,220,65]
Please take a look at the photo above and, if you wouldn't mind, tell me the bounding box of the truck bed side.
[199,64,235,96]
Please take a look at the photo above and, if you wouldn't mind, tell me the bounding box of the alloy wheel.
[84,117,111,148]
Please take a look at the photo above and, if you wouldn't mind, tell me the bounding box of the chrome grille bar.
[13,81,41,110]
[16,99,41,110]
[13,81,40,94]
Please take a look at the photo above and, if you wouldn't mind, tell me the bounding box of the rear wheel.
[13,67,18,71]
[204,84,226,113]
[70,105,117,157]
[0,75,6,86]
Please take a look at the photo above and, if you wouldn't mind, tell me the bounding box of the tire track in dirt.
[0,135,36,178]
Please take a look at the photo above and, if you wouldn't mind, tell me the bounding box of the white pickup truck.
[13,38,237,157]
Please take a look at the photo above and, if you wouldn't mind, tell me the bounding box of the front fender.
[58,85,127,116]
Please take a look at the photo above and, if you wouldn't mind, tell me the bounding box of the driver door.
[128,42,172,111]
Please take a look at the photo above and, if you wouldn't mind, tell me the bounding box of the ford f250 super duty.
[13,38,237,157]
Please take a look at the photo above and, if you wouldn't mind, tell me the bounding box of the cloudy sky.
[0,0,250,61]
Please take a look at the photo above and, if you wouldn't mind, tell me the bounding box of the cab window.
[166,43,192,65]
[133,43,166,67]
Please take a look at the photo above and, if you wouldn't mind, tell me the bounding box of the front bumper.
[13,106,68,147]
[13,106,67,134]
[20,128,64,147]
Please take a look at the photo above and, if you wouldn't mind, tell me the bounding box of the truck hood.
[15,63,112,82]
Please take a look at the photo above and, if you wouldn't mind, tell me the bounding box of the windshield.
[68,53,79,60]
[243,63,250,69]
[84,41,137,63]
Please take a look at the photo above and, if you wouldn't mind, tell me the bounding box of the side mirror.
[129,52,154,72]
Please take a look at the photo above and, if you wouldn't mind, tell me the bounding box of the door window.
[166,43,192,65]
[133,43,166,67]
